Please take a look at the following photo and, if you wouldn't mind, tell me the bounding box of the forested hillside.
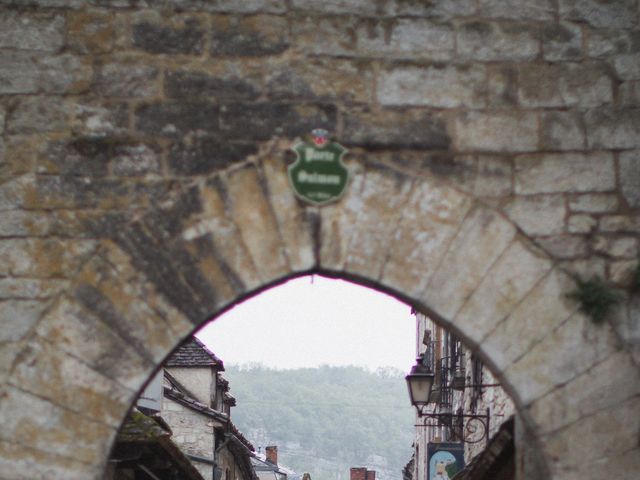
[224,364,415,480]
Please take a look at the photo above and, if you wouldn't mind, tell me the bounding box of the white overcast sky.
[196,275,417,372]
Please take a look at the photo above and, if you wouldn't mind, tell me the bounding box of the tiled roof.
[230,421,255,452]
[165,337,224,369]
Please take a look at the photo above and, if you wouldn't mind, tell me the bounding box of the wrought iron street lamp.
[406,355,492,445]
[405,355,435,409]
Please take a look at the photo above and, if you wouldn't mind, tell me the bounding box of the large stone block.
[456,239,552,345]
[290,0,384,14]
[592,235,639,258]
[45,137,111,177]
[542,22,582,61]
[567,214,597,234]
[536,235,589,259]
[549,447,640,480]
[6,96,70,134]
[518,63,613,107]
[0,175,34,211]
[380,177,472,298]
[503,195,566,236]
[620,80,640,106]
[457,21,539,61]
[487,65,518,107]
[111,142,162,176]
[220,103,337,141]
[135,102,220,138]
[377,64,486,108]
[0,210,56,237]
[181,179,262,292]
[529,351,640,435]
[392,0,476,17]
[586,108,640,149]
[514,152,615,194]
[473,156,513,197]
[0,387,115,467]
[422,206,517,321]
[67,8,114,53]
[344,163,413,279]
[0,52,40,94]
[559,0,638,28]
[481,269,577,371]
[99,240,202,336]
[0,238,96,277]
[38,54,93,94]
[165,69,261,100]
[259,152,315,272]
[568,193,619,213]
[0,438,98,480]
[477,0,554,20]
[223,165,289,282]
[35,296,153,390]
[132,17,205,54]
[505,310,621,405]
[291,15,359,57]
[71,273,178,365]
[454,111,538,152]
[168,138,257,175]
[540,111,586,150]
[104,200,231,323]
[211,15,289,56]
[599,215,640,233]
[619,150,640,208]
[70,100,130,138]
[0,278,67,300]
[0,300,46,343]
[92,58,160,98]
[343,107,450,149]
[266,57,374,103]
[613,53,640,80]
[586,28,640,58]
[11,339,134,427]
[318,163,366,271]
[356,18,454,60]
[0,9,65,52]
[195,0,286,13]
[538,397,640,473]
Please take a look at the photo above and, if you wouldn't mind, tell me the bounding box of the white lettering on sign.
[298,170,342,185]
[305,148,335,161]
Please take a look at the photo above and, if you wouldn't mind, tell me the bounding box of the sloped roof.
[112,410,205,480]
[165,337,224,369]
[230,421,255,452]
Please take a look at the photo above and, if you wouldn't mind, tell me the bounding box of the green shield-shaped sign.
[288,141,349,206]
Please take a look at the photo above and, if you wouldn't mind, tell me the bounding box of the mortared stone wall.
[0,1,639,479]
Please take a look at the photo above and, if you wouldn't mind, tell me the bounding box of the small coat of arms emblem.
[288,129,349,206]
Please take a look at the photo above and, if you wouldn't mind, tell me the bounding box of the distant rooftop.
[165,337,224,369]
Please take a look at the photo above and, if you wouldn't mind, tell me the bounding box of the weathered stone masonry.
[0,1,639,479]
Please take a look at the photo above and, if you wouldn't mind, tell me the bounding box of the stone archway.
[1,2,639,480]
[3,151,637,480]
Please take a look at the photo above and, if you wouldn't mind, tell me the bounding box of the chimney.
[265,446,278,465]
[366,471,376,480]
[350,468,367,480]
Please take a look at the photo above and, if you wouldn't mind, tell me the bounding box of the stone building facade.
[410,312,516,480]
[160,337,257,480]
[0,1,639,480]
